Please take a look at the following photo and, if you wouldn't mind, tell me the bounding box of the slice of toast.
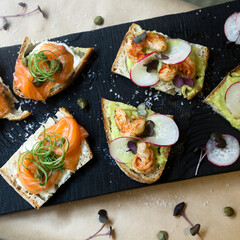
[204,65,240,131]
[0,77,31,120]
[13,36,94,99]
[101,98,171,184]
[0,108,93,209]
[111,23,209,100]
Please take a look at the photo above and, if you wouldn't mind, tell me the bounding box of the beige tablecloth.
[1,1,240,240]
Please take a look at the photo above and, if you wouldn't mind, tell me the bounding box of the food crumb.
[203,200,209,207]
[225,183,230,187]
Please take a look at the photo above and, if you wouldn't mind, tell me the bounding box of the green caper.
[32,79,44,88]
[157,231,168,240]
[224,206,234,216]
[94,16,104,25]
[22,57,28,67]
[77,98,88,110]
[51,59,63,73]
[34,169,44,182]
[56,138,66,147]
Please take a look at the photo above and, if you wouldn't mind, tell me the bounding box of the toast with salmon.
[204,66,240,131]
[101,98,177,184]
[111,23,209,100]
[0,77,30,120]
[13,37,94,101]
[0,108,93,209]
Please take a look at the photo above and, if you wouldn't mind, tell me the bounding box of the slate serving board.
[0,1,240,215]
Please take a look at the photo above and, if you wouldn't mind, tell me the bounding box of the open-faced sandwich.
[0,108,93,208]
[204,66,240,131]
[101,98,179,184]
[111,23,209,100]
[13,37,94,101]
[0,77,30,120]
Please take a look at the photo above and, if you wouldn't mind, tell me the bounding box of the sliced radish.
[225,81,240,118]
[235,34,240,45]
[161,39,191,64]
[109,137,142,165]
[207,134,240,166]
[143,114,179,146]
[130,52,160,87]
[224,12,239,42]
[236,12,240,31]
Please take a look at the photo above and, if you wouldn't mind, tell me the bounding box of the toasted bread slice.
[13,36,94,99]
[0,108,93,209]
[111,23,209,100]
[0,77,31,120]
[204,65,240,131]
[101,98,171,184]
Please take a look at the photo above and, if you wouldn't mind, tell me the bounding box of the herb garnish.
[0,3,46,31]
[173,202,202,238]
[18,127,69,186]
[85,209,113,240]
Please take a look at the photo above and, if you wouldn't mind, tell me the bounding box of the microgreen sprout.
[0,2,46,31]
[173,202,202,239]
[85,209,113,240]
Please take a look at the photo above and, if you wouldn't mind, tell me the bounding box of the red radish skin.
[144,114,179,146]
[130,52,160,87]
[236,12,240,31]
[206,134,240,167]
[224,81,240,118]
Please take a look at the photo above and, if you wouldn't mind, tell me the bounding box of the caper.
[210,132,226,148]
[34,169,44,182]
[22,57,28,67]
[51,59,63,73]
[77,98,88,110]
[94,16,104,25]
[32,79,44,87]
[223,206,234,216]
[157,231,168,240]
[56,138,66,147]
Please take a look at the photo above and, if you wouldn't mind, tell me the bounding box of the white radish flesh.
[130,52,160,87]
[225,81,240,118]
[144,114,179,146]
[224,12,239,42]
[207,134,240,166]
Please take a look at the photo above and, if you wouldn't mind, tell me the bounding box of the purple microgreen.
[92,227,113,239]
[0,17,9,31]
[137,120,155,138]
[210,132,226,148]
[183,76,194,87]
[156,52,169,60]
[18,2,27,8]
[143,59,159,73]
[174,202,202,239]
[190,224,201,236]
[37,5,47,18]
[85,222,108,240]
[173,75,194,88]
[98,209,108,223]
[133,32,147,43]
[127,141,138,154]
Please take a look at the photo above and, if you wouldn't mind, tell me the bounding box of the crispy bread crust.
[101,98,171,184]
[13,37,94,99]
[0,107,93,209]
[111,23,209,100]
[0,77,31,120]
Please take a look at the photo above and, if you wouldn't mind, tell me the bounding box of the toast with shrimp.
[0,107,93,209]
[101,98,178,184]
[204,66,240,131]
[13,36,94,101]
[111,23,209,100]
[0,77,31,120]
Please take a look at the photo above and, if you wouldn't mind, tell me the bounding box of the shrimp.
[158,57,196,82]
[132,142,155,174]
[114,108,146,137]
[126,32,167,63]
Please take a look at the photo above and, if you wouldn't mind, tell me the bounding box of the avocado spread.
[206,72,240,130]
[126,31,207,98]
[106,100,168,167]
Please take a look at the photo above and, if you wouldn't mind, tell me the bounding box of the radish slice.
[130,52,160,87]
[236,12,240,31]
[161,39,191,64]
[224,12,239,42]
[235,34,240,45]
[143,114,179,146]
[109,137,142,164]
[207,134,240,166]
[225,81,240,118]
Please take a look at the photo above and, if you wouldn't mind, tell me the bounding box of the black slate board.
[1,1,240,215]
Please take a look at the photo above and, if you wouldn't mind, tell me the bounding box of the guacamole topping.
[206,72,240,130]
[106,100,168,168]
[126,31,206,98]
